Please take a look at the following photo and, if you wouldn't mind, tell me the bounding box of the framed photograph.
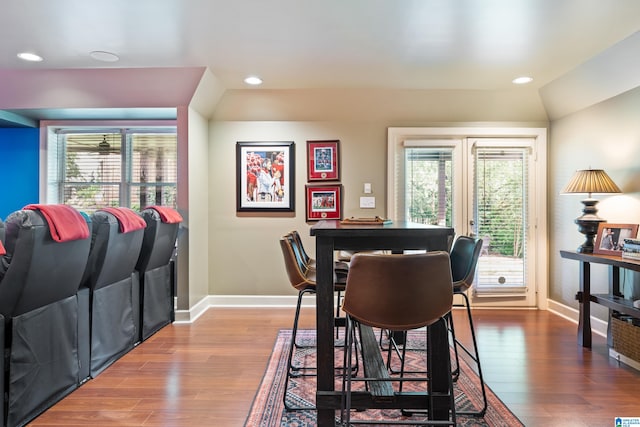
[594,223,639,255]
[307,140,340,181]
[236,141,295,212]
[305,184,342,221]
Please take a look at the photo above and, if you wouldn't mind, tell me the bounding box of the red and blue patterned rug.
[245,329,523,426]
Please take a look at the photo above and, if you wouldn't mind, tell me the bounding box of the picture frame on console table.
[305,184,342,221]
[307,140,340,181]
[236,141,295,213]
[593,223,639,256]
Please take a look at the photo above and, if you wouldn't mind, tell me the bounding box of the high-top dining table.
[310,219,456,426]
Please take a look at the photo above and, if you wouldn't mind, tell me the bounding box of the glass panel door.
[468,138,535,307]
[471,143,528,294]
[397,137,537,307]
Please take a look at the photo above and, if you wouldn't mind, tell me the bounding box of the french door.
[387,127,547,308]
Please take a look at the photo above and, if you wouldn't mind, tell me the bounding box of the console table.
[560,250,640,348]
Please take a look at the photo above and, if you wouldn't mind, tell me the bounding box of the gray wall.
[207,88,547,299]
[550,85,640,318]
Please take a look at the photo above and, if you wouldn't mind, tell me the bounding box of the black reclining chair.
[0,216,5,247]
[81,208,145,378]
[135,206,182,342]
[0,205,91,427]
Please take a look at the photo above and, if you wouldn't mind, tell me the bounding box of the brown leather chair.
[447,235,487,416]
[279,235,348,411]
[340,251,456,426]
[287,230,349,332]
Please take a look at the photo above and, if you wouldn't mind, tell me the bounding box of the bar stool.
[447,235,487,416]
[278,235,350,411]
[340,251,456,426]
[289,230,349,329]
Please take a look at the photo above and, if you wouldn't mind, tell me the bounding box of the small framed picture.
[305,184,342,221]
[307,140,340,181]
[236,141,295,213]
[594,223,639,255]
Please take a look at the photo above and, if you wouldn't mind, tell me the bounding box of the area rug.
[245,329,523,426]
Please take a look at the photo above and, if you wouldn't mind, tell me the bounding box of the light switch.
[364,183,372,194]
[360,196,375,208]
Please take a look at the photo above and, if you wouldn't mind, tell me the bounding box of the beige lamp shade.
[561,169,622,196]
[562,169,621,253]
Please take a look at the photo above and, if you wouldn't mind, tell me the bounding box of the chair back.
[284,232,311,273]
[450,235,483,292]
[290,230,312,265]
[342,251,453,331]
[0,216,5,245]
[83,210,144,291]
[279,237,315,292]
[0,208,91,317]
[136,208,180,273]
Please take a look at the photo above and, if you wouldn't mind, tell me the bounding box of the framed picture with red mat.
[305,184,342,221]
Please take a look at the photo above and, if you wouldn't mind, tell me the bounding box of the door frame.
[387,126,548,310]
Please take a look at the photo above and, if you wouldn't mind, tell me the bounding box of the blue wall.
[0,128,39,219]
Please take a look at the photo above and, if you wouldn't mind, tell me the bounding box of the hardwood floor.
[29,307,640,426]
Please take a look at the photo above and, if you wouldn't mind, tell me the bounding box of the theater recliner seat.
[0,206,90,427]
[136,207,181,341]
[81,208,145,378]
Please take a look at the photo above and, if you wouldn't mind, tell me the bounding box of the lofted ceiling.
[1,0,640,125]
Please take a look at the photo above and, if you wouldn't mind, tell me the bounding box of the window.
[405,147,453,226]
[47,127,177,212]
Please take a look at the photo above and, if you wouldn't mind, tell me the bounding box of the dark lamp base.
[575,217,604,254]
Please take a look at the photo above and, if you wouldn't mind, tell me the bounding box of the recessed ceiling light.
[90,51,120,62]
[17,52,43,62]
[512,76,533,85]
[244,76,263,85]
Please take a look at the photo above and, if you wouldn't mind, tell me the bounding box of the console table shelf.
[560,250,640,348]
[590,294,640,318]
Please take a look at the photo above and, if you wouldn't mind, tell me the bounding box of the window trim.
[42,121,177,210]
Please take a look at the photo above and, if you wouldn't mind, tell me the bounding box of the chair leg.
[336,289,342,339]
[450,292,488,417]
[447,312,461,381]
[340,315,356,426]
[284,288,356,412]
[284,289,316,411]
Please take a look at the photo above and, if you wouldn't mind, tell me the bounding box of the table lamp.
[561,169,621,253]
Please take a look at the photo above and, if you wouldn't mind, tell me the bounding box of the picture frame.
[307,140,340,181]
[594,223,639,255]
[305,184,342,221]
[236,141,295,213]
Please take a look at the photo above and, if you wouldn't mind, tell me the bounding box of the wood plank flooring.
[29,308,640,426]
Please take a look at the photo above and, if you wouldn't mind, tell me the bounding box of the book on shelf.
[622,251,640,260]
[623,238,640,253]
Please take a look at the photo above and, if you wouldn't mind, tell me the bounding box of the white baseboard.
[546,298,608,338]
[609,349,640,371]
[175,295,611,334]
[173,294,316,323]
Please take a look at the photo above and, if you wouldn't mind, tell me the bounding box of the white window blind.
[49,127,177,213]
[472,146,528,294]
[404,147,454,226]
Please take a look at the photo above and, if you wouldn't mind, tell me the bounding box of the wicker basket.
[611,316,640,363]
